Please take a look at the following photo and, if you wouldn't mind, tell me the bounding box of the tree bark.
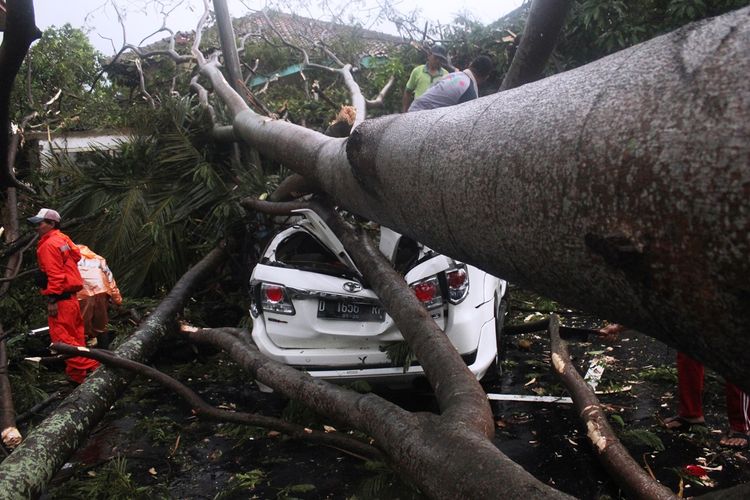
[0,0,41,188]
[0,245,226,498]
[229,8,750,391]
[213,0,244,94]
[0,336,21,449]
[500,0,574,91]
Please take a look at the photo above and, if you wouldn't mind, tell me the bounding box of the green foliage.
[637,365,678,384]
[371,57,408,114]
[2,284,53,413]
[47,456,167,500]
[51,95,273,295]
[381,341,416,373]
[276,483,316,499]
[356,461,423,500]
[216,423,268,449]
[610,413,626,429]
[241,27,406,127]
[7,359,49,413]
[11,25,125,130]
[501,359,518,371]
[0,278,48,336]
[556,0,750,71]
[346,379,373,394]
[619,428,665,451]
[213,469,266,499]
[281,398,323,428]
[132,415,181,445]
[509,287,564,316]
[440,17,513,88]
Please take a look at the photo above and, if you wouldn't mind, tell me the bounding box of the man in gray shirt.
[408,55,494,112]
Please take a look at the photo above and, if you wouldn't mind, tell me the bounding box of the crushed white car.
[249,209,508,385]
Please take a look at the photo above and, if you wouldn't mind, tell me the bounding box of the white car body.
[249,209,507,385]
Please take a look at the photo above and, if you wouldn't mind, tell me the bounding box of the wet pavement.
[30,323,750,499]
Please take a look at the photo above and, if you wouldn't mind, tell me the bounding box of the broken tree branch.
[0,334,21,449]
[0,0,42,188]
[365,75,396,108]
[51,339,381,461]
[548,314,677,500]
[0,244,227,497]
[184,322,569,499]
[266,174,321,202]
[15,390,65,424]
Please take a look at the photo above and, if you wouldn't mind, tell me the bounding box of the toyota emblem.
[343,281,362,293]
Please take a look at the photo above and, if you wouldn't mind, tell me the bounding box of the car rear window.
[274,231,354,278]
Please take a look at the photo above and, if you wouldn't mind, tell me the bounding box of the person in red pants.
[28,208,99,384]
[599,323,750,449]
[664,353,750,449]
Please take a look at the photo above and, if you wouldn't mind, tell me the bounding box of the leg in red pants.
[725,382,750,434]
[48,297,99,383]
[676,352,705,420]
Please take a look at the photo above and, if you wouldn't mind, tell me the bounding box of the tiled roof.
[235,10,405,57]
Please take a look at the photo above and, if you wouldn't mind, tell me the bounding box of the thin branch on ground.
[15,390,66,424]
[50,340,381,461]
[547,314,677,500]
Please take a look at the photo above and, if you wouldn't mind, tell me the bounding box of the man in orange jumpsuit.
[28,208,99,384]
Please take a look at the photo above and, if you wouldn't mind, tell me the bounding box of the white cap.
[27,208,61,224]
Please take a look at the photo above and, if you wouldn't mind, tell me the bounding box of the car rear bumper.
[251,315,497,384]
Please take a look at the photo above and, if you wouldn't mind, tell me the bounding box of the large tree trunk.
[213,0,243,93]
[500,0,574,91]
[0,0,41,188]
[227,7,750,391]
[0,246,226,498]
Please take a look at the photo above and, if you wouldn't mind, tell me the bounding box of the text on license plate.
[317,300,385,321]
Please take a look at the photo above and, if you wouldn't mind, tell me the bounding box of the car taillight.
[260,283,295,315]
[446,265,469,304]
[410,276,443,310]
[265,285,284,303]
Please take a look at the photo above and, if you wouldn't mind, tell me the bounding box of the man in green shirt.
[401,45,450,112]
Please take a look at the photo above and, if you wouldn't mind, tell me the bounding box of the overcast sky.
[31,0,525,55]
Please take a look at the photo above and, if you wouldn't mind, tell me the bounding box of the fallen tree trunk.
[227,8,750,391]
[0,245,226,498]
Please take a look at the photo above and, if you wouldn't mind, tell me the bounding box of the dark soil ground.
[12,298,750,499]
[487,326,750,498]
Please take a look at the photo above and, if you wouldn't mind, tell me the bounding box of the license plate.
[317,300,385,322]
